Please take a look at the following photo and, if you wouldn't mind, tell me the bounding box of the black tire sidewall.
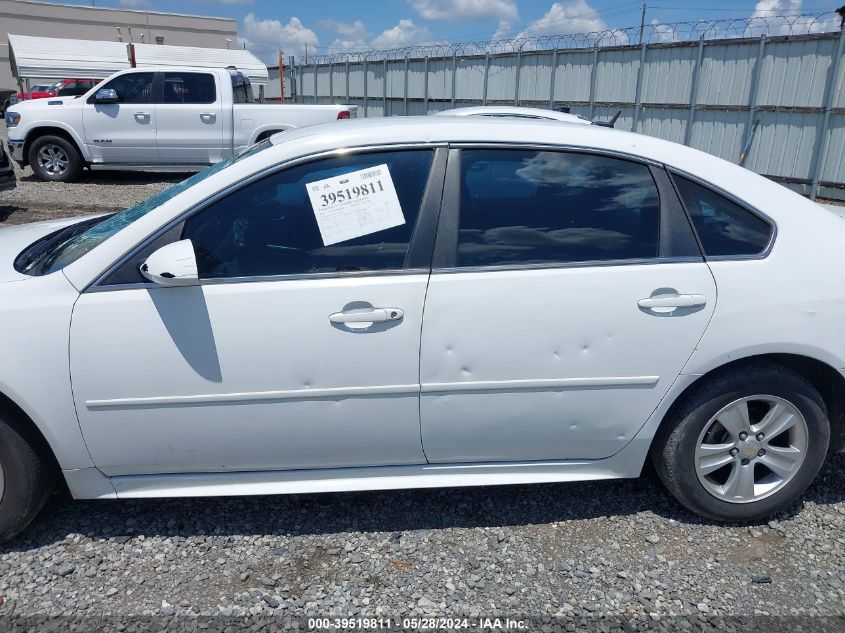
[662,368,829,521]
[0,416,51,542]
[28,136,82,182]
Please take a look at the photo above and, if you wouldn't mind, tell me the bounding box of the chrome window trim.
[664,165,777,261]
[432,256,704,276]
[86,142,447,293]
[448,142,664,167]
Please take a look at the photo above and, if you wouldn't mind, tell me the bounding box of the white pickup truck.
[4,66,357,182]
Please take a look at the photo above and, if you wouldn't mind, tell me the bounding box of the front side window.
[673,175,773,257]
[162,72,216,104]
[182,150,434,279]
[457,149,660,267]
[89,72,155,104]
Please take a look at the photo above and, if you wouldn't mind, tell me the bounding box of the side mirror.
[94,88,119,104]
[140,239,199,286]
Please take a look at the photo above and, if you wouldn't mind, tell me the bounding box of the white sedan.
[0,116,842,541]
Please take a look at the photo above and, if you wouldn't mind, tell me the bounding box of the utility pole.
[638,3,647,45]
[304,43,308,64]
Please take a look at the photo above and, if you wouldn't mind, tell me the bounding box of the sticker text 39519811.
[306,164,406,246]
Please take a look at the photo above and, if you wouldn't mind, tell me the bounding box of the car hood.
[0,216,98,282]
[8,96,78,114]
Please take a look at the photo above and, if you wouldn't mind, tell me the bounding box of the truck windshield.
[15,139,273,276]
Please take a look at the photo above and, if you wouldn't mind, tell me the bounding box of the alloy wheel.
[694,395,809,504]
[36,143,69,176]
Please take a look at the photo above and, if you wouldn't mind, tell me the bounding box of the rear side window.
[231,73,254,104]
[457,149,660,267]
[162,72,216,104]
[182,150,434,279]
[673,176,773,257]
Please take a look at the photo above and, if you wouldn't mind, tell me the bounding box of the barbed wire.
[294,11,841,65]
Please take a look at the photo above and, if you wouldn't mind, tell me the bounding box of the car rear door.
[154,71,225,164]
[419,147,717,463]
[81,71,158,163]
[70,147,445,476]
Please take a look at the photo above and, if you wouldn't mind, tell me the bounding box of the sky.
[57,0,840,61]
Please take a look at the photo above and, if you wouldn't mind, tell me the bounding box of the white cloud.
[514,1,607,40]
[322,19,370,53]
[491,19,512,40]
[410,0,518,22]
[751,0,801,19]
[371,19,435,48]
[648,19,678,43]
[239,13,319,62]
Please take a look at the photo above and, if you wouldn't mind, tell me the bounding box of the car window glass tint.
[96,72,155,104]
[163,73,216,104]
[182,150,434,279]
[457,149,660,267]
[674,176,773,256]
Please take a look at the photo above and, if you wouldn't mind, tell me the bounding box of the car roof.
[434,105,590,124]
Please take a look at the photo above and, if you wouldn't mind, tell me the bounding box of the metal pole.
[451,53,457,107]
[482,53,490,105]
[638,3,647,46]
[345,60,350,103]
[328,61,333,102]
[299,64,304,105]
[741,35,768,162]
[424,56,429,113]
[632,39,648,131]
[278,50,285,104]
[383,58,388,116]
[290,55,297,103]
[403,55,409,116]
[514,46,522,106]
[363,59,368,117]
[684,37,705,147]
[313,61,318,105]
[588,46,599,119]
[549,49,558,109]
[810,31,845,200]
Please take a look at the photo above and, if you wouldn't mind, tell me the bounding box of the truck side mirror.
[140,240,199,287]
[94,88,119,104]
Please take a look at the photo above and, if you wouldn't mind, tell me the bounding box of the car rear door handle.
[133,112,150,120]
[638,294,707,309]
[200,112,216,122]
[329,308,404,325]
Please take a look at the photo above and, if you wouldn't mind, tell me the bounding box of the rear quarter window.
[673,175,773,257]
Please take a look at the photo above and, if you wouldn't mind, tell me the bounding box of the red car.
[11,78,101,103]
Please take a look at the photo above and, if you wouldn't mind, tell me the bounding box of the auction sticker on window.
[306,164,405,246]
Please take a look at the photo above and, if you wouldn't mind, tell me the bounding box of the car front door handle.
[133,112,150,121]
[638,294,707,309]
[329,308,404,325]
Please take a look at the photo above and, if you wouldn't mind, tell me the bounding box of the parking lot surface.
[0,128,844,631]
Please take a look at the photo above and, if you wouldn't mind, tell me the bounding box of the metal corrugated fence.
[271,23,845,199]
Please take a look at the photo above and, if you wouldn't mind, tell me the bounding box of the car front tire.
[27,135,83,182]
[0,410,55,543]
[652,363,830,521]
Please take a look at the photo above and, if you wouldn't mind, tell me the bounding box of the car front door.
[81,71,157,163]
[154,71,225,164]
[70,147,445,476]
[419,148,717,463]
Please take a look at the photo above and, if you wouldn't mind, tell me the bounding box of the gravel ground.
[0,129,844,632]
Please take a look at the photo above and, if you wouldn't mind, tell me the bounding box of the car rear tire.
[28,135,83,182]
[0,410,55,543]
[652,363,830,521]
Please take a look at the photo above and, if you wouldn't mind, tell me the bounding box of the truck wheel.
[0,410,55,544]
[28,135,83,182]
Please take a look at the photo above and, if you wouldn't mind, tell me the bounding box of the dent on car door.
[69,148,446,476]
[419,148,717,463]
